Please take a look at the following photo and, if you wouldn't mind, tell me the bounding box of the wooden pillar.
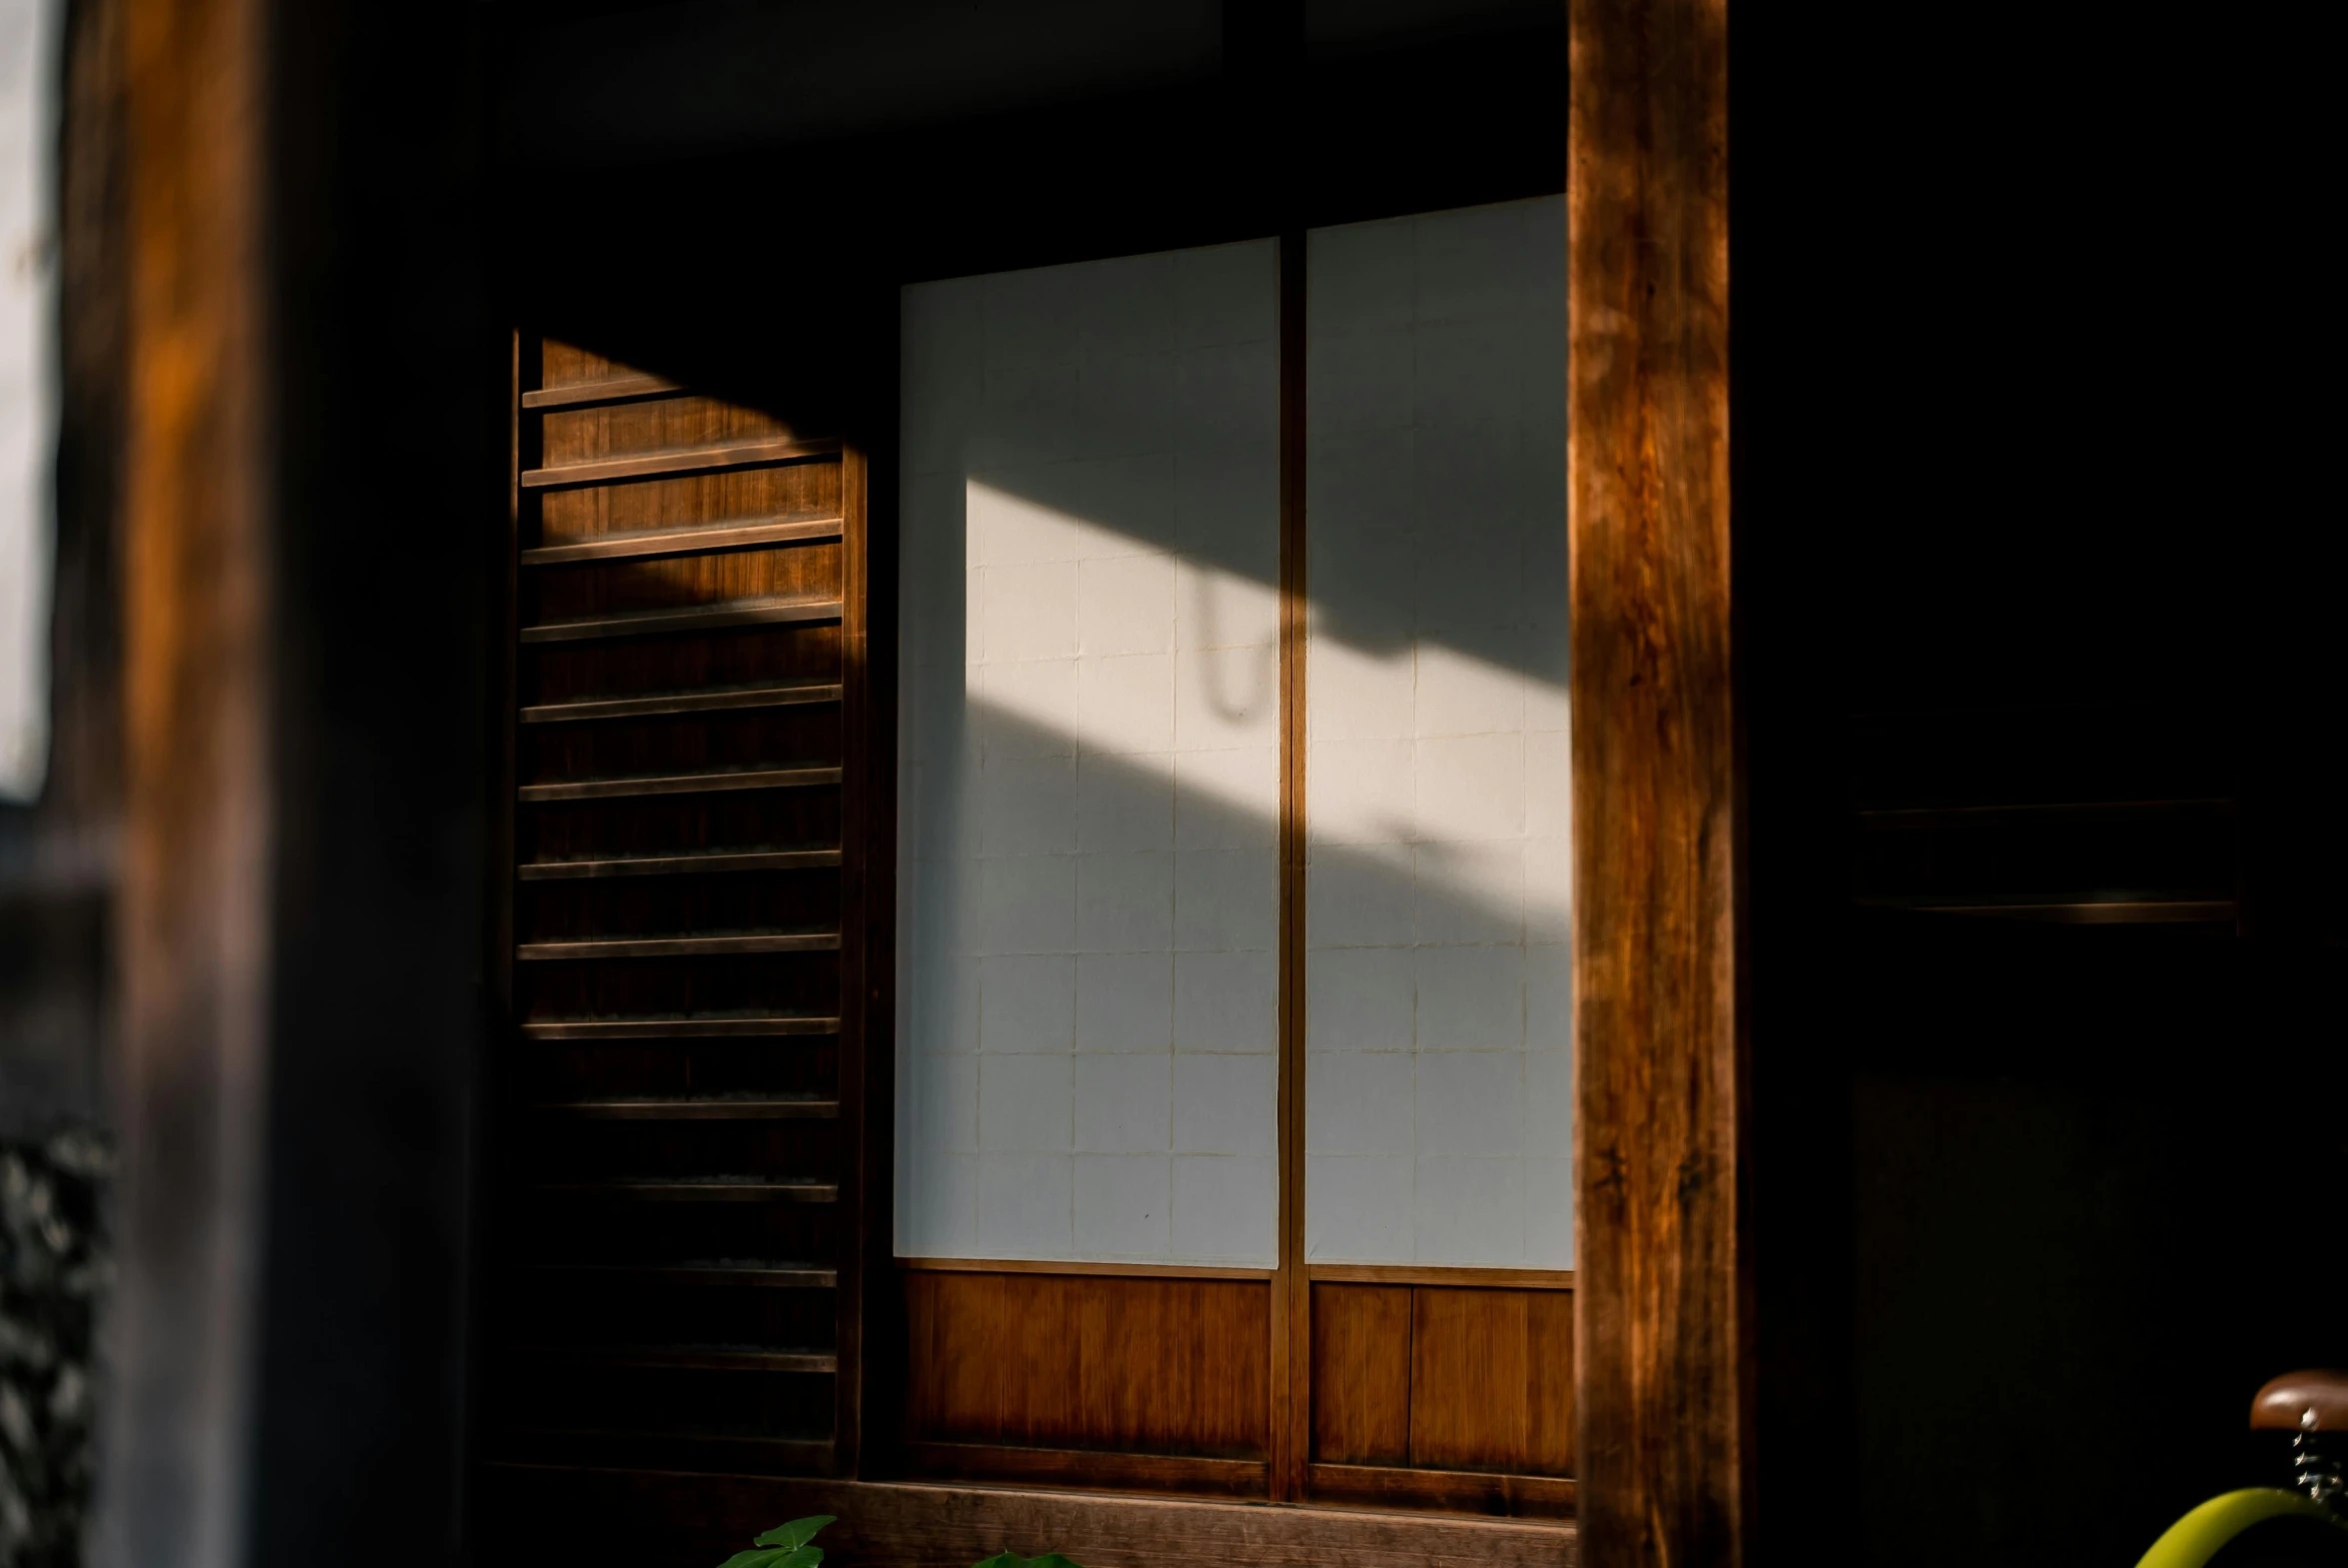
[104,0,273,1563]
[1568,0,1743,1564]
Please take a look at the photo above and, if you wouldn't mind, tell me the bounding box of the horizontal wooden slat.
[520,435,839,490]
[1859,894,2237,924]
[1306,1265,1576,1291]
[1852,796,2235,831]
[519,848,842,880]
[896,1256,1276,1282]
[532,1097,840,1121]
[518,1015,841,1040]
[518,595,841,645]
[535,1179,839,1203]
[515,932,842,961]
[1307,1463,1577,1521]
[520,683,843,726]
[520,373,682,411]
[517,766,841,803]
[520,514,844,567]
[489,1433,837,1471]
[527,1262,838,1289]
[899,1443,1268,1500]
[516,1345,838,1375]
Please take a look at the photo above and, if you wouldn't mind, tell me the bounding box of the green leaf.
[715,1551,786,1568]
[754,1517,837,1550]
[768,1552,821,1568]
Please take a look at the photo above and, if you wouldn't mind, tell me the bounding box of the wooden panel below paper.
[1309,1282,1572,1483]
[901,1270,1269,1463]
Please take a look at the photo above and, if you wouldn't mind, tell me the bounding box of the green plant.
[715,1515,836,1568]
[969,1556,1084,1568]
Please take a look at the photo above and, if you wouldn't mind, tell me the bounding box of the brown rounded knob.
[2251,1370,2348,1433]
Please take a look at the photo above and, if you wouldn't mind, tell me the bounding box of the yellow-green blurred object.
[2136,1488,2348,1568]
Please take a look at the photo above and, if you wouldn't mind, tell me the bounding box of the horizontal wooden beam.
[896,1443,1267,1500]
[477,1468,1579,1568]
[1308,1463,1576,1521]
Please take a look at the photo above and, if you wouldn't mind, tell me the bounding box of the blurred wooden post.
[103,0,273,1564]
[1568,0,1745,1563]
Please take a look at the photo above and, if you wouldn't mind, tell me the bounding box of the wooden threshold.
[515,1345,838,1375]
[518,596,841,645]
[520,435,841,489]
[519,373,682,410]
[519,848,842,880]
[518,766,841,803]
[520,683,842,726]
[898,1442,1268,1501]
[534,1179,840,1204]
[895,1256,1275,1282]
[477,1468,1578,1568]
[1305,1264,1576,1291]
[520,514,843,567]
[1308,1463,1576,1521]
[515,932,841,961]
[518,1015,840,1041]
[530,1097,840,1121]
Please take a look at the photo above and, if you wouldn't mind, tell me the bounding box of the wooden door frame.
[108,0,1745,1558]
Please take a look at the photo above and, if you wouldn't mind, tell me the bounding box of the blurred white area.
[1,0,61,803]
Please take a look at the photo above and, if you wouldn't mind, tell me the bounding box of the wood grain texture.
[1309,1283,1572,1484]
[111,0,272,1557]
[1409,1288,1573,1476]
[478,1468,1577,1568]
[1568,0,1744,1563]
[901,1271,1269,1462]
[1309,1285,1410,1466]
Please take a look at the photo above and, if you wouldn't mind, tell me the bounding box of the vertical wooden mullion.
[1271,227,1309,1503]
[835,421,871,1476]
[858,293,907,1482]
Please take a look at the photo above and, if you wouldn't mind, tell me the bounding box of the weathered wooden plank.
[1568,0,1743,1563]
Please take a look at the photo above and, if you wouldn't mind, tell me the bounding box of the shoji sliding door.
[892,199,1569,1512]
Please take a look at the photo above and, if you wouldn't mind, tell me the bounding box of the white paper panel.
[0,0,60,802]
[897,240,1281,1264]
[1302,197,1571,1267]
